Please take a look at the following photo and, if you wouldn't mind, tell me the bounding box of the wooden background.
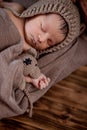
[0,65,87,130]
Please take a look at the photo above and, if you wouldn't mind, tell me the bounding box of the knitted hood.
[20,0,80,55]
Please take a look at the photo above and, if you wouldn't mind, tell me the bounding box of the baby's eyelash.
[41,23,46,32]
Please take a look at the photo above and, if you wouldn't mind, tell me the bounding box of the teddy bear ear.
[23,58,32,65]
[27,47,37,58]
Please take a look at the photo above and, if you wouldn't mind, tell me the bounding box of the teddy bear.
[19,48,50,89]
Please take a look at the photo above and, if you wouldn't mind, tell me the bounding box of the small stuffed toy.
[19,48,50,89]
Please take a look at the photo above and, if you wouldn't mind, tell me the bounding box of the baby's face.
[24,14,64,50]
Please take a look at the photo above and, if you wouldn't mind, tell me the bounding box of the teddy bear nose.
[23,58,32,65]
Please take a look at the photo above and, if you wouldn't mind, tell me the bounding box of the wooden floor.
[0,66,87,130]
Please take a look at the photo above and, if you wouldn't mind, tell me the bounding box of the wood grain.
[0,66,87,130]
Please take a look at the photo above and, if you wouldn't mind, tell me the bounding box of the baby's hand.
[25,74,50,89]
[35,74,50,89]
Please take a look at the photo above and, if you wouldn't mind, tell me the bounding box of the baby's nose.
[38,33,48,43]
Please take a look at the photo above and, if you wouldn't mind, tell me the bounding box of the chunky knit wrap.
[20,0,80,55]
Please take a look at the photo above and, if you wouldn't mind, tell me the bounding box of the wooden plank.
[0,66,87,130]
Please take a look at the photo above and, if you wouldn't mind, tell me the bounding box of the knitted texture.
[20,0,80,55]
[17,46,41,79]
[19,52,41,79]
[0,8,20,51]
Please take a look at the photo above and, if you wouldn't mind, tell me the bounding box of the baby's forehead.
[45,13,64,28]
[45,13,64,25]
[45,13,62,19]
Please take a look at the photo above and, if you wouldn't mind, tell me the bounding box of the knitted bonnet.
[20,0,80,55]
